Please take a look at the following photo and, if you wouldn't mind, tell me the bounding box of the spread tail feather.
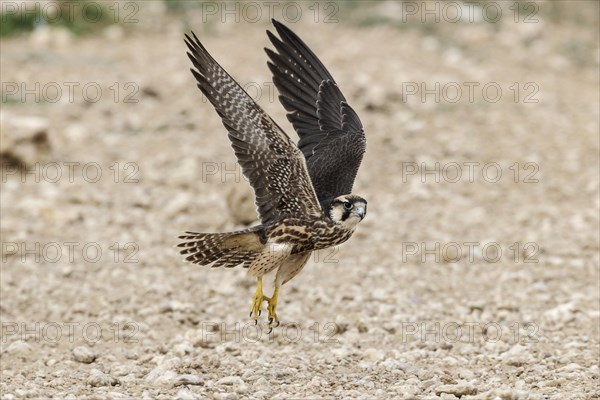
[177,227,266,268]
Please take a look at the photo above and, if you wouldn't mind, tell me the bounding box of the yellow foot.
[249,277,270,324]
[267,288,280,333]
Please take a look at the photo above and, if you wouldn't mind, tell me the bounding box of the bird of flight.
[178,19,367,332]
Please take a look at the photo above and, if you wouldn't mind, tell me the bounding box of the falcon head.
[328,195,367,229]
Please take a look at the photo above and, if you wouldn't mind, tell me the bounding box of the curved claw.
[267,317,278,333]
[250,277,265,322]
[266,287,280,332]
[250,280,282,331]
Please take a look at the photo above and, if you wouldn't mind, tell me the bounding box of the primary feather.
[266,19,366,209]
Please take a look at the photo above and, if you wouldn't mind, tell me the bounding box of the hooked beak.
[353,207,366,220]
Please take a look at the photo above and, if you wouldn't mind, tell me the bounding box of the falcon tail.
[177,228,266,268]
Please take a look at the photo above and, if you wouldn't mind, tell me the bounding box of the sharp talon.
[250,277,264,324]
[250,279,282,330]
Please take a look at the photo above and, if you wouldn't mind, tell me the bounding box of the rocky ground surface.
[1,2,599,399]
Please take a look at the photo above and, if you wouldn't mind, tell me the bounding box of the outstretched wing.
[185,32,322,226]
[265,19,366,206]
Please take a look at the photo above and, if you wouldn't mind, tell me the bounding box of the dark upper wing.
[265,19,366,205]
[184,32,322,226]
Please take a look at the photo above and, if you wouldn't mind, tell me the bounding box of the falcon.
[178,19,367,331]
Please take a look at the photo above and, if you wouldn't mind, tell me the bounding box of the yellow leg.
[267,287,279,333]
[249,277,270,324]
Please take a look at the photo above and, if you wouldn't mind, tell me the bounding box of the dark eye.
[343,201,352,210]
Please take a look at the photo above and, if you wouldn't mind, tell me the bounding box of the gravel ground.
[1,2,599,399]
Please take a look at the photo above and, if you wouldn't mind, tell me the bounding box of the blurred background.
[1,1,599,399]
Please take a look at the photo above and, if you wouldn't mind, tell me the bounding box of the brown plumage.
[178,228,266,269]
[266,19,366,211]
[177,21,368,330]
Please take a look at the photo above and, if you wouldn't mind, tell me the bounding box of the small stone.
[173,341,194,357]
[253,376,270,391]
[235,384,248,394]
[217,376,244,386]
[124,351,139,360]
[108,392,132,400]
[174,387,200,400]
[435,384,477,397]
[174,374,204,386]
[0,115,51,167]
[4,341,32,355]
[215,343,240,355]
[142,390,154,400]
[112,364,131,377]
[331,347,350,359]
[502,344,534,366]
[457,368,475,380]
[362,348,385,362]
[308,376,323,388]
[558,363,582,372]
[490,388,525,400]
[154,370,178,385]
[380,358,403,370]
[72,346,96,363]
[145,357,182,383]
[544,303,576,324]
[395,384,419,396]
[215,393,238,400]
[442,356,459,366]
[543,378,567,387]
[357,321,369,333]
[15,389,38,398]
[87,369,118,387]
[159,301,193,313]
[397,362,418,375]
[358,361,373,369]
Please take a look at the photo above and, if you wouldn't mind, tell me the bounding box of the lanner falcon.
[178,19,367,331]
